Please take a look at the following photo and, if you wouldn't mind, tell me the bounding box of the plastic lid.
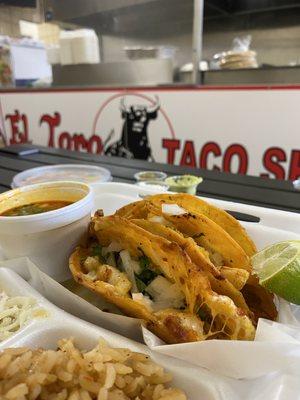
[12,164,112,188]
[293,179,300,191]
[134,171,167,182]
[136,180,169,193]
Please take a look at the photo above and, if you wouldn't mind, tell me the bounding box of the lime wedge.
[251,240,300,305]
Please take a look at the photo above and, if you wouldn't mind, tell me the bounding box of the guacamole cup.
[0,181,94,282]
[165,175,203,195]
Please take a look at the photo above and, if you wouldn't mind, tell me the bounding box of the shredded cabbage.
[0,291,45,342]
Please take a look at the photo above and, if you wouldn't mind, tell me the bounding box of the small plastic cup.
[165,175,203,195]
[0,181,94,282]
[134,171,167,182]
[12,164,111,188]
[136,180,169,192]
[293,179,300,191]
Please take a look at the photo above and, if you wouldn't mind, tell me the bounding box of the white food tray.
[0,267,234,400]
[0,182,299,400]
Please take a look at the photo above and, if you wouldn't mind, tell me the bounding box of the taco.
[144,193,257,256]
[116,198,277,323]
[69,215,256,343]
[132,218,251,315]
[117,199,251,271]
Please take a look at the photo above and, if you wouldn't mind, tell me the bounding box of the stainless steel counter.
[52,59,173,86]
[203,66,300,86]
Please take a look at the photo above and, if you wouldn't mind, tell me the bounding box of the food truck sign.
[0,88,299,180]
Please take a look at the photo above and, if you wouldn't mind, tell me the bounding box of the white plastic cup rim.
[134,171,167,182]
[293,179,300,191]
[12,164,111,189]
[165,175,203,188]
[137,180,169,190]
[0,181,94,235]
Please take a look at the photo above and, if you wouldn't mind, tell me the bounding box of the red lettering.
[162,138,180,164]
[73,134,88,152]
[6,110,29,144]
[73,134,103,154]
[260,147,286,179]
[223,144,248,174]
[289,150,300,180]
[87,135,103,154]
[200,142,221,171]
[40,112,61,147]
[180,141,196,167]
[58,132,72,150]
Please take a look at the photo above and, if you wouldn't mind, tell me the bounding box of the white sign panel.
[0,88,299,180]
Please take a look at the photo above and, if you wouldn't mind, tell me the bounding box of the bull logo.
[104,96,160,161]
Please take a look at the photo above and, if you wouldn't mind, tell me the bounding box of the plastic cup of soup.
[0,181,94,282]
[165,175,203,195]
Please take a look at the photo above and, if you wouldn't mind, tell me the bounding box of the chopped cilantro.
[197,307,210,322]
[137,255,159,286]
[135,275,153,299]
[138,268,158,285]
[139,256,150,270]
[135,275,147,293]
[91,244,102,256]
[90,244,104,262]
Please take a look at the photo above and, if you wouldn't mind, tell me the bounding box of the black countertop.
[0,144,298,213]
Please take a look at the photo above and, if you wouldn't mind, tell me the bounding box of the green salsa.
[165,175,203,194]
[1,201,72,216]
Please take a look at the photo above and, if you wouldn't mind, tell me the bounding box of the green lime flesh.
[252,240,300,305]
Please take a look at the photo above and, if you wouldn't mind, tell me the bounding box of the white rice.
[0,338,186,400]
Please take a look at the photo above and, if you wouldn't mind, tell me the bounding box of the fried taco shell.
[70,215,211,343]
[120,201,251,271]
[70,248,205,344]
[131,218,251,315]
[91,215,207,312]
[145,193,257,256]
[119,203,250,290]
[70,215,255,341]
[241,276,278,322]
[219,267,250,291]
